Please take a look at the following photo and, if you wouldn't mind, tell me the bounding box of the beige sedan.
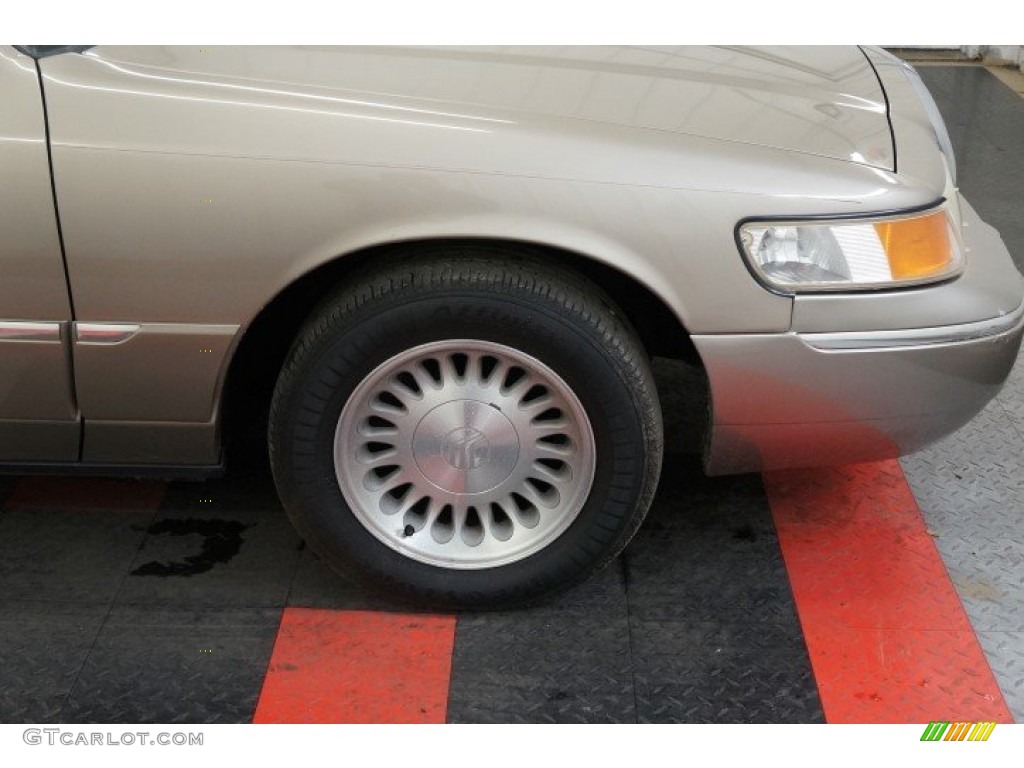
[3,45,1022,607]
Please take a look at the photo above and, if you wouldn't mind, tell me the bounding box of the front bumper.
[696,200,1024,475]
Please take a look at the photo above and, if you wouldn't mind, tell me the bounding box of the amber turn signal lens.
[875,211,957,280]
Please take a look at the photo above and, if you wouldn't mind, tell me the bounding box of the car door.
[0,47,79,461]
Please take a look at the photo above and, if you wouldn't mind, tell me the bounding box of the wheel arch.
[220,235,700,456]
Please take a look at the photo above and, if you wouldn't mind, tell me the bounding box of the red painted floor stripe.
[765,460,1012,724]
[4,477,166,512]
[253,608,456,723]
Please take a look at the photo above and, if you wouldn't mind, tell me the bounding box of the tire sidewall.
[272,277,658,607]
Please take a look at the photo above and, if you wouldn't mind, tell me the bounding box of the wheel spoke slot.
[356,442,398,464]
[461,505,484,547]
[490,502,514,541]
[534,457,572,482]
[380,482,414,515]
[412,358,438,386]
[364,464,401,491]
[373,391,407,414]
[431,504,455,544]
[402,496,431,532]
[479,354,499,383]
[393,371,423,397]
[525,477,560,508]
[531,406,564,425]
[509,492,540,528]
[501,365,528,393]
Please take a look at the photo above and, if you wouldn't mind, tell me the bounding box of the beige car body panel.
[2,45,1021,471]
[0,48,78,460]
[73,322,238,463]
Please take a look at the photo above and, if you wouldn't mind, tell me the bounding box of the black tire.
[268,246,663,609]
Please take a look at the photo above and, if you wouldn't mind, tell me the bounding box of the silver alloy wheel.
[333,339,597,569]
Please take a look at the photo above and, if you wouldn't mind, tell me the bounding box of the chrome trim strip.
[75,322,141,345]
[800,302,1024,351]
[0,320,62,342]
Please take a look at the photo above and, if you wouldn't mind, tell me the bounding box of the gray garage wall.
[893,45,1023,70]
[962,45,1023,69]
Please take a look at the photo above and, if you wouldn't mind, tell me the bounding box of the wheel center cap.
[413,400,520,494]
[441,427,490,470]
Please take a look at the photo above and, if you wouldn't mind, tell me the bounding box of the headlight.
[738,207,964,293]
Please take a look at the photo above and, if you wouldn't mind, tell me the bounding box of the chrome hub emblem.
[441,427,491,470]
[412,399,520,494]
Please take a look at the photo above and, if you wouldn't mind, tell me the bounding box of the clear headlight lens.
[739,207,964,292]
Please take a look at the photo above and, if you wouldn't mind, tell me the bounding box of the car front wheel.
[268,248,663,608]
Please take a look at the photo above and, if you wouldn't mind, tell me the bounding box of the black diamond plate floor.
[0,360,824,724]
[446,429,824,723]
[902,65,1024,721]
